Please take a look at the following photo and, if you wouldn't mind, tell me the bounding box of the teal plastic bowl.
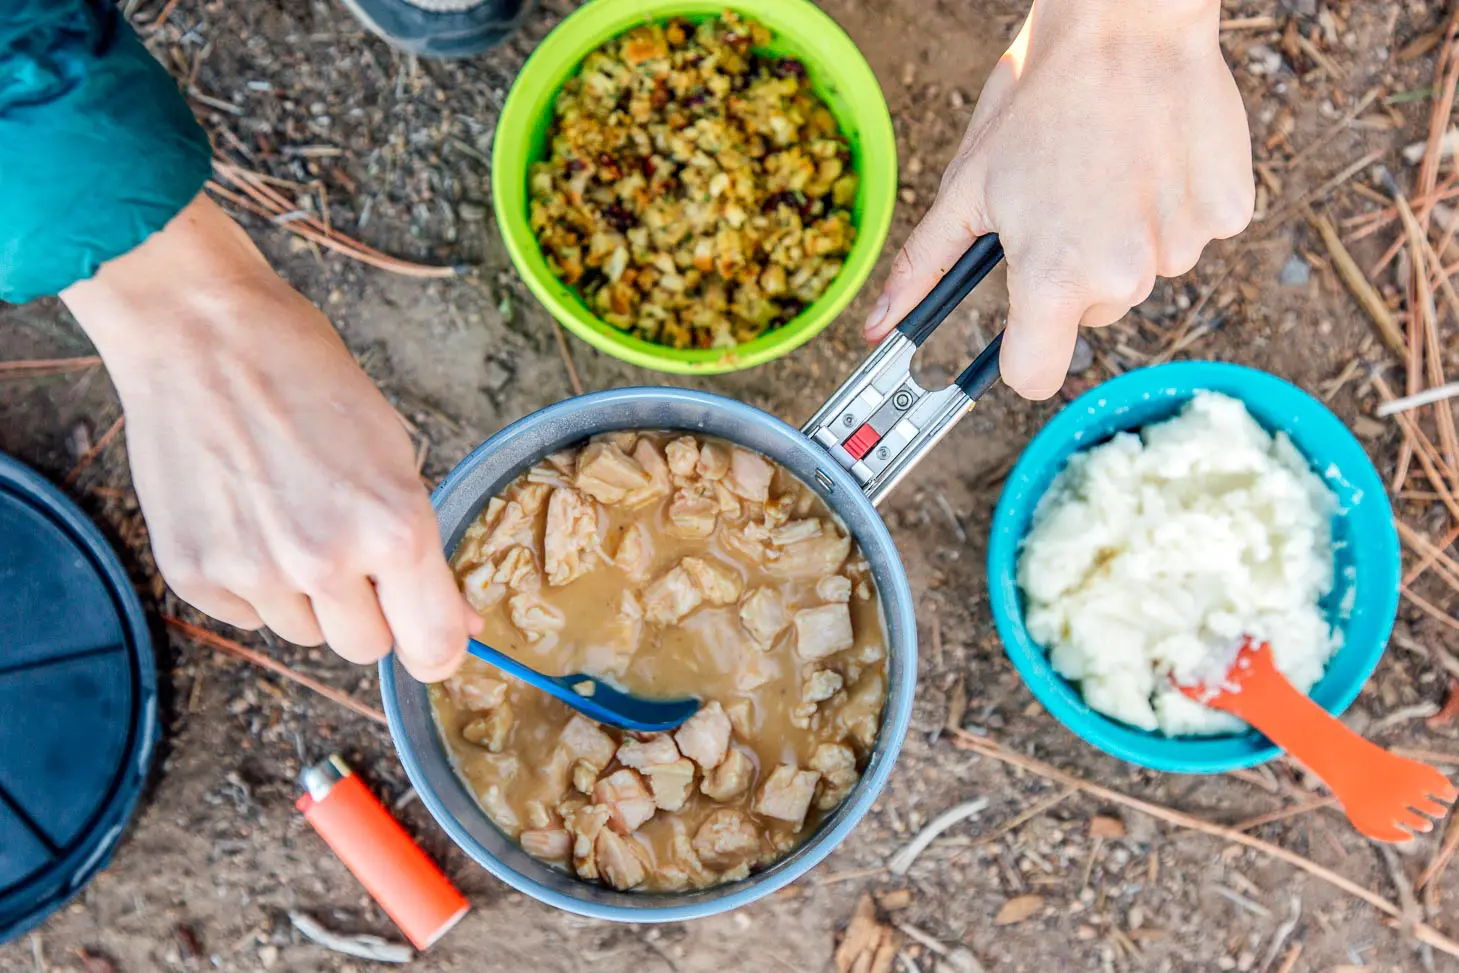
[987,361,1401,773]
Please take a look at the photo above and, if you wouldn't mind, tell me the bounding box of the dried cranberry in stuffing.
[602,203,635,232]
[773,58,807,80]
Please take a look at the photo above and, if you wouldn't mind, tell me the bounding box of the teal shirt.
[0,0,211,303]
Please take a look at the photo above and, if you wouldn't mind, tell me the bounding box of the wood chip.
[944,675,967,734]
[1089,815,1126,839]
[288,912,413,964]
[877,888,913,911]
[992,894,1043,926]
[835,894,902,973]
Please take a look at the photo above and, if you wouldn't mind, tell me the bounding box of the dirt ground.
[5,0,1459,970]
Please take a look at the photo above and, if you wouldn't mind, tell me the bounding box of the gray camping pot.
[380,240,1007,922]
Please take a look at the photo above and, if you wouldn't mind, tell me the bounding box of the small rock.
[1246,45,1284,76]
[949,89,966,109]
[1278,254,1311,287]
[899,187,918,205]
[907,155,924,176]
[1278,0,1316,16]
[458,200,487,222]
[1068,335,1095,376]
[482,357,514,393]
[901,62,917,87]
[259,945,279,969]
[1351,415,1387,440]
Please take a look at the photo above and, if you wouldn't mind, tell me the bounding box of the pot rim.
[381,386,918,921]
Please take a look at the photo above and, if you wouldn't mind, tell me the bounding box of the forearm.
[0,0,210,304]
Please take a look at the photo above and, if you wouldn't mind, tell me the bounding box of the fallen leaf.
[876,888,913,911]
[1427,679,1459,729]
[993,894,1044,926]
[1090,815,1126,839]
[835,894,883,973]
[944,676,967,733]
[76,951,117,973]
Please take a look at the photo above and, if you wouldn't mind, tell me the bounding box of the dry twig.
[165,616,388,725]
[552,320,585,397]
[0,357,102,378]
[64,415,124,487]
[948,730,1459,958]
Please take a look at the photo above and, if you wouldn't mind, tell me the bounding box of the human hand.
[864,0,1254,398]
[63,194,478,682]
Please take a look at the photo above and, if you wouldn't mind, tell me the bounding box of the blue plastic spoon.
[466,638,700,733]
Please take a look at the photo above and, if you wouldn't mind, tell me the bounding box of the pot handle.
[802,235,1006,506]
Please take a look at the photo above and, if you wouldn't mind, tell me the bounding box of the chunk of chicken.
[674,701,732,770]
[695,441,730,480]
[462,702,514,752]
[643,563,704,625]
[520,828,572,862]
[802,669,844,704]
[763,493,796,528]
[445,669,508,712]
[572,760,598,795]
[713,482,743,518]
[543,487,601,586]
[665,436,700,477]
[595,828,651,890]
[753,765,820,829]
[481,499,536,558]
[643,758,696,812]
[692,809,762,868]
[738,587,788,647]
[451,500,503,567]
[620,439,672,508]
[766,530,852,579]
[508,593,566,642]
[493,547,540,591]
[461,561,507,613]
[481,784,521,835]
[616,734,681,770]
[793,603,855,660]
[525,463,571,489]
[510,482,553,517]
[668,817,716,887]
[595,430,639,453]
[724,699,755,738]
[594,769,658,834]
[700,747,754,802]
[810,742,859,810]
[816,575,853,603]
[611,524,653,582]
[770,519,822,546]
[566,803,611,881]
[525,800,553,830]
[718,522,766,567]
[837,672,885,748]
[575,442,652,504]
[545,449,579,475]
[725,448,774,502]
[667,486,718,539]
[560,714,618,770]
[680,556,743,605]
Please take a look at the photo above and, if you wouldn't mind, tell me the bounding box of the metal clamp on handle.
[803,235,1006,506]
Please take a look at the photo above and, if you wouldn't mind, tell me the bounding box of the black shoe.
[338,0,534,57]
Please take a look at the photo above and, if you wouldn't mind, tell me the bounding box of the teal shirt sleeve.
[0,0,211,303]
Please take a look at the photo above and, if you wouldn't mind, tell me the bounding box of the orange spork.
[1175,638,1458,843]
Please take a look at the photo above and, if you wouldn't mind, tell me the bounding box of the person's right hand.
[864,0,1254,399]
[62,193,478,682]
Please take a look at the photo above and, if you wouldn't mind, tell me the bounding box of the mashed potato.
[1017,392,1339,736]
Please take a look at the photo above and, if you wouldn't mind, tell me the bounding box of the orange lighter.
[296,754,469,950]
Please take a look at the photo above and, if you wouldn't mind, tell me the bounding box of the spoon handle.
[466,639,575,706]
[1199,642,1452,841]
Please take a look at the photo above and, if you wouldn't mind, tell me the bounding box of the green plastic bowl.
[491,0,897,374]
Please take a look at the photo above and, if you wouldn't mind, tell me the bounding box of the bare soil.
[4,1,1459,971]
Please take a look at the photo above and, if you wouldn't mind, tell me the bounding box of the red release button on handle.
[844,423,881,461]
